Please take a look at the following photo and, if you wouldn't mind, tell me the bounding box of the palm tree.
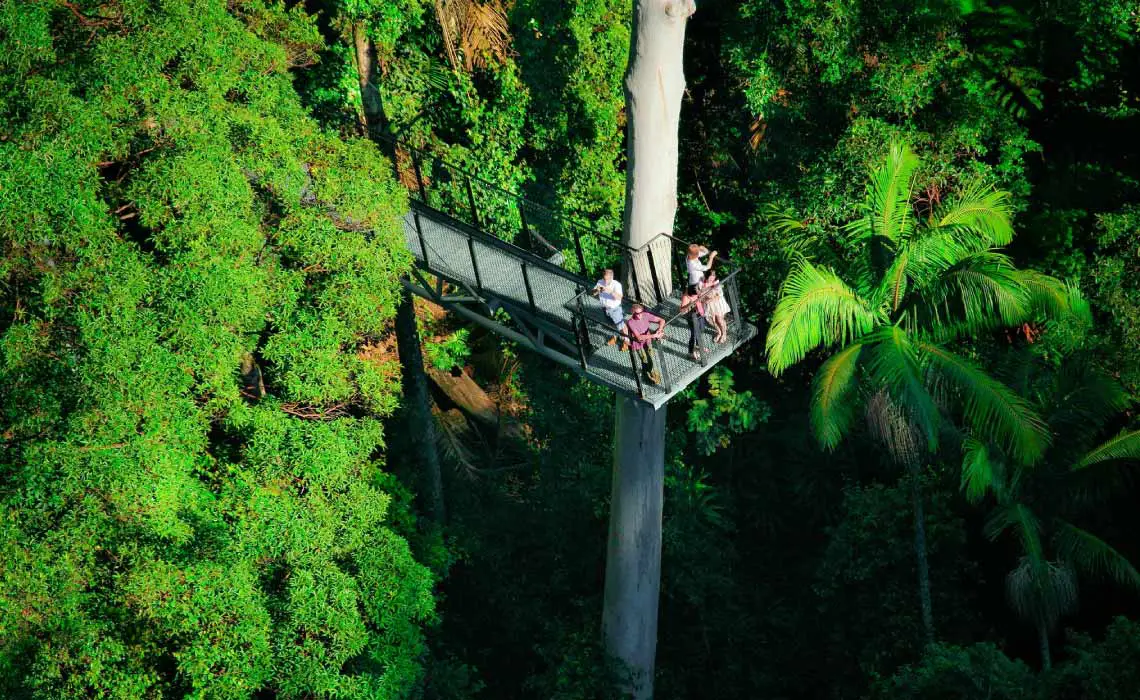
[962,359,1140,670]
[765,142,1084,642]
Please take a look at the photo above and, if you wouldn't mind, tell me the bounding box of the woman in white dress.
[701,269,731,343]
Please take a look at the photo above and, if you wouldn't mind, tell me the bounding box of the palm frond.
[762,204,836,263]
[962,437,1006,504]
[910,252,1029,334]
[1056,521,1140,591]
[1044,361,1127,441]
[986,503,1045,557]
[811,343,863,451]
[1014,270,1091,324]
[1072,430,1140,471]
[865,141,920,245]
[766,260,878,375]
[903,225,1001,289]
[933,179,1015,246]
[865,327,941,454]
[918,341,1049,464]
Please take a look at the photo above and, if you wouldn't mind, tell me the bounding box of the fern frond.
[811,343,863,451]
[766,260,878,375]
[918,341,1049,465]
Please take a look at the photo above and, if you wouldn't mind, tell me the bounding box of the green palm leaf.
[918,341,1049,464]
[1055,521,1140,590]
[1014,270,1091,323]
[986,503,1045,558]
[912,252,1029,333]
[962,437,1004,504]
[845,141,920,246]
[811,343,863,451]
[766,260,877,375]
[1072,429,1140,471]
[933,179,1015,246]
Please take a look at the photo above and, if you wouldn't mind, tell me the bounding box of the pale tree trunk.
[602,3,693,696]
[908,463,934,645]
[621,0,694,303]
[352,22,445,523]
[603,397,667,698]
[1038,619,1052,671]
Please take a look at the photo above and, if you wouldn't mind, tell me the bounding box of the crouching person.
[592,268,629,351]
[625,302,666,385]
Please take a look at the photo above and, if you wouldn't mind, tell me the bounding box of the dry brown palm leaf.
[435,0,512,72]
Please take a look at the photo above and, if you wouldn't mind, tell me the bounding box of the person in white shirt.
[686,243,717,295]
[591,268,629,351]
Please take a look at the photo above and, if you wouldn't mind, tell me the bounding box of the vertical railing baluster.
[628,249,643,305]
[413,210,429,269]
[521,262,537,313]
[467,232,482,293]
[465,175,480,228]
[411,151,428,205]
[517,201,533,252]
[573,230,588,278]
[574,289,590,370]
[647,240,663,304]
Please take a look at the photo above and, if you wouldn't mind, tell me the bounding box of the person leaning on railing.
[701,268,730,343]
[625,302,665,386]
[685,243,717,295]
[680,284,707,361]
[591,268,630,352]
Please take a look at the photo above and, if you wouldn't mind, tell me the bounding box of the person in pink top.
[625,302,665,385]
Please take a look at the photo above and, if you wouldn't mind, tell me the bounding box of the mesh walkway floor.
[402,204,757,408]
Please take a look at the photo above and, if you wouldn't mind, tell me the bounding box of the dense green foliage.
[3,0,1140,698]
[1,1,433,696]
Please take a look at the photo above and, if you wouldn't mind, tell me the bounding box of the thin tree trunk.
[603,396,667,699]
[1038,619,1052,671]
[352,21,444,522]
[908,463,934,644]
[352,23,388,139]
[620,0,694,302]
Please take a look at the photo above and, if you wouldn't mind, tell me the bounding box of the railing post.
[413,209,430,269]
[727,273,743,345]
[517,201,533,252]
[521,262,537,313]
[628,250,643,305]
[574,289,590,370]
[411,151,429,205]
[647,241,664,303]
[573,231,588,278]
[465,175,480,228]
[467,232,482,293]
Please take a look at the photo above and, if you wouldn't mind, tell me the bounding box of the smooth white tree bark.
[603,2,693,697]
[603,397,667,698]
[621,0,694,303]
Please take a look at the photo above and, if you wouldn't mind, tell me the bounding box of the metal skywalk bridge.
[391,139,757,408]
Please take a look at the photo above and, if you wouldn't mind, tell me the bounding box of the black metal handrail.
[379,133,638,279]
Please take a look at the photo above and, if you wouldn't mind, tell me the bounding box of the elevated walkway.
[392,140,756,408]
